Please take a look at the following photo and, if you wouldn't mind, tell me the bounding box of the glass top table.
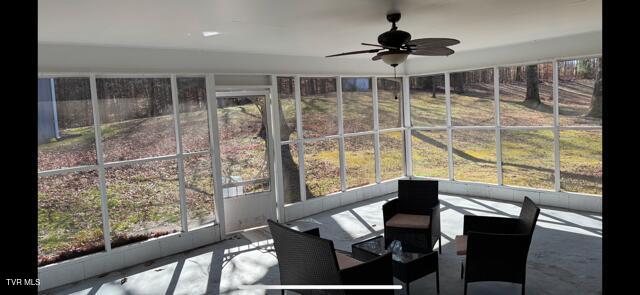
[351,236,439,295]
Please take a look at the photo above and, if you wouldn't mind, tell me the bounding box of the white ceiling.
[38,0,601,59]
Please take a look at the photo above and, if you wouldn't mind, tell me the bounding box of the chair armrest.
[463,215,519,235]
[302,227,320,237]
[340,252,393,288]
[382,198,400,223]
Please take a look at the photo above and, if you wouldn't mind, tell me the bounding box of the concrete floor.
[43,193,602,295]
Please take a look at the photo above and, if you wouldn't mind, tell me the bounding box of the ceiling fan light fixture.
[382,52,409,66]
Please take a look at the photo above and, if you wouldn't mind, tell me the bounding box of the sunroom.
[37,1,602,294]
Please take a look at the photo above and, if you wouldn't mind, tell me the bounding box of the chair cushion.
[455,235,467,255]
[385,213,431,229]
[335,251,364,270]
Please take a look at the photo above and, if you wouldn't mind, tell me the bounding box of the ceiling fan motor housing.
[378,30,412,48]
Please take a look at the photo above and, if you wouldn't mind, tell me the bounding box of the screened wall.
[37,55,602,267]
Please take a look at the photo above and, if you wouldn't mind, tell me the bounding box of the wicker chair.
[382,180,441,253]
[267,219,393,295]
[458,196,541,295]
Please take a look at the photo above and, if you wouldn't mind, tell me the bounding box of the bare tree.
[587,59,602,118]
[524,65,541,106]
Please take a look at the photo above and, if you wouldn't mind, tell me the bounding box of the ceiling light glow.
[202,31,220,37]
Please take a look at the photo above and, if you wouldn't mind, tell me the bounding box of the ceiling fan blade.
[362,43,400,50]
[372,53,383,61]
[326,49,381,57]
[410,47,455,56]
[407,38,460,48]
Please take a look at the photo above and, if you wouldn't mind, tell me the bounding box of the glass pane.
[106,160,181,247]
[301,77,338,138]
[380,131,404,180]
[412,130,449,179]
[410,74,446,127]
[451,69,495,126]
[217,95,270,195]
[452,130,497,183]
[184,154,216,228]
[38,78,96,171]
[560,130,602,195]
[377,77,403,129]
[342,77,373,133]
[281,143,302,204]
[558,57,602,126]
[38,170,104,266]
[178,77,210,153]
[97,78,176,162]
[499,63,554,126]
[344,135,375,189]
[501,130,554,189]
[277,77,297,141]
[304,139,341,197]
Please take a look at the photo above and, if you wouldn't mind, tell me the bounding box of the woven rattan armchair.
[456,196,541,295]
[267,219,393,295]
[382,180,441,253]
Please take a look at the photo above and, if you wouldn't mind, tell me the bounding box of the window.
[217,95,270,195]
[304,139,341,197]
[105,160,181,246]
[344,135,375,188]
[38,170,104,266]
[301,77,338,138]
[97,78,176,162]
[452,130,496,183]
[277,77,297,141]
[412,130,449,179]
[380,131,404,180]
[184,155,215,228]
[377,77,403,129]
[451,69,495,126]
[499,63,554,126]
[558,57,602,126]
[177,77,210,152]
[342,78,373,133]
[501,130,554,189]
[410,74,446,127]
[38,78,96,171]
[560,130,602,194]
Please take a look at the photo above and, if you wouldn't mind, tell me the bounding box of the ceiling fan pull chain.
[394,67,398,100]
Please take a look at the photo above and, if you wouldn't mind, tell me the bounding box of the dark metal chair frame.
[461,196,541,295]
[267,219,394,295]
[382,179,442,254]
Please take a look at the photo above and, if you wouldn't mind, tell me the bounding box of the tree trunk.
[431,78,436,98]
[524,65,541,105]
[453,72,465,94]
[255,96,309,203]
[515,66,524,82]
[587,59,602,118]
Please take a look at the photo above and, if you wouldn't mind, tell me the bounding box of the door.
[215,90,277,232]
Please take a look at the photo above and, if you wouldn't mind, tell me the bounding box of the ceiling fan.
[325,11,460,68]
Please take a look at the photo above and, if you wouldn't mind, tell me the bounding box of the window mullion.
[372,77,381,183]
[171,75,188,232]
[337,76,346,192]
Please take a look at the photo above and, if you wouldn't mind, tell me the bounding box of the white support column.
[205,74,226,238]
[89,74,111,251]
[264,84,279,223]
[337,77,347,191]
[402,76,412,178]
[494,67,503,186]
[445,72,455,181]
[49,79,61,139]
[294,76,307,201]
[270,76,286,222]
[552,61,562,192]
[171,75,188,232]
[372,77,381,183]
